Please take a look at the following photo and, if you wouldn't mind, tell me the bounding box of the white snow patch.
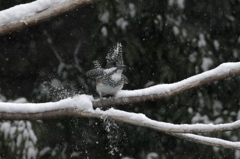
[13,97,28,103]
[147,152,159,159]
[39,147,51,156]
[29,129,37,144]
[191,113,210,124]
[116,17,128,30]
[233,49,239,58]
[17,121,25,132]
[182,28,187,37]
[17,134,23,147]
[71,152,80,157]
[144,81,155,88]
[154,15,162,25]
[0,94,93,113]
[51,78,61,88]
[226,15,235,21]
[188,52,197,63]
[10,126,17,136]
[27,147,37,159]
[101,26,108,37]
[214,117,223,124]
[173,26,180,35]
[238,36,240,44]
[128,3,136,18]
[201,57,213,71]
[235,150,240,159]
[237,110,240,120]
[99,11,109,23]
[0,0,70,26]
[0,122,11,139]
[71,94,94,110]
[213,40,220,51]
[213,100,222,116]
[0,95,6,102]
[198,33,207,47]
[168,0,185,9]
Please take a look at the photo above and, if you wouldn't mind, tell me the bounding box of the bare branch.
[73,40,90,91]
[44,30,64,63]
[93,62,240,108]
[0,0,95,35]
[74,40,84,73]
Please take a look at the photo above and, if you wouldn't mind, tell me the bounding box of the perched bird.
[105,43,128,84]
[86,43,128,99]
[95,65,127,99]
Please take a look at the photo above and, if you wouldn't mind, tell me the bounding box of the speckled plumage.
[86,43,128,98]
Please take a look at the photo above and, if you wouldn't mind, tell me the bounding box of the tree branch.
[0,0,95,35]
[0,62,240,150]
[168,133,240,150]
[93,62,240,108]
[1,106,240,134]
[1,104,240,150]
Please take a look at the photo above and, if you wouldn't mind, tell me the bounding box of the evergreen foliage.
[0,0,240,158]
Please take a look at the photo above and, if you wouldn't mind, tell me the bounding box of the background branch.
[0,0,94,35]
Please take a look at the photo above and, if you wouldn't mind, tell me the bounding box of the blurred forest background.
[1,0,240,158]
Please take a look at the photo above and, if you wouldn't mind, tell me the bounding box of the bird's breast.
[111,73,121,82]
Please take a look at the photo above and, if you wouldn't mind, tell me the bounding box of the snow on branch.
[93,62,240,108]
[0,0,94,35]
[0,62,240,149]
[1,95,240,149]
[169,133,240,150]
[1,97,240,134]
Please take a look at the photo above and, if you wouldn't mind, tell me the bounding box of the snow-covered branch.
[0,0,94,35]
[1,98,240,134]
[93,62,240,108]
[1,95,240,150]
[0,62,240,150]
[169,133,240,150]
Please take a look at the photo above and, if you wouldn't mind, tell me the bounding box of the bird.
[86,43,128,99]
[95,65,127,99]
[105,43,128,84]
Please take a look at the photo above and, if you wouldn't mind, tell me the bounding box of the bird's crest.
[106,43,124,67]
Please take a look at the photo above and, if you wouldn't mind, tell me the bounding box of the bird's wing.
[93,60,102,69]
[122,74,129,84]
[86,69,104,79]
